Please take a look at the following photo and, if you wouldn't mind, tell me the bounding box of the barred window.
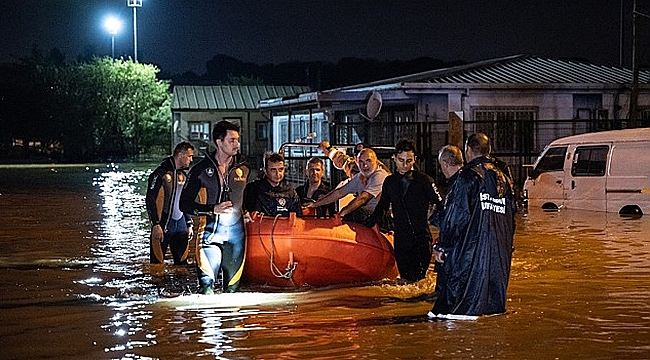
[472,107,538,152]
[188,122,211,141]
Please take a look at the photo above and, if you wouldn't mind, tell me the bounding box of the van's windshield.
[531,146,567,179]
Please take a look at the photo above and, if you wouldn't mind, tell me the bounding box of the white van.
[523,128,650,216]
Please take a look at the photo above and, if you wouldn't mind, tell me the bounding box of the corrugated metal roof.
[336,55,650,90]
[171,85,311,110]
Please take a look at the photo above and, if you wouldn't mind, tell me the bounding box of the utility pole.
[620,0,624,67]
[630,0,639,127]
[127,0,142,62]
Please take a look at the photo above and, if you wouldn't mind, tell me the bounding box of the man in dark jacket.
[244,152,302,217]
[428,133,515,320]
[180,121,250,294]
[429,145,464,295]
[295,157,335,217]
[365,139,443,282]
[146,142,194,265]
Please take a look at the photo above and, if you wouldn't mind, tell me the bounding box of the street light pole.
[127,0,143,62]
[104,16,122,59]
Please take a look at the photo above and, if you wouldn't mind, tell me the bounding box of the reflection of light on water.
[158,292,298,310]
[157,292,296,356]
[92,169,150,276]
[76,276,103,285]
[90,167,166,357]
[102,300,157,355]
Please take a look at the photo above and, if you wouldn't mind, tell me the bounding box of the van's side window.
[572,146,609,176]
[531,146,567,179]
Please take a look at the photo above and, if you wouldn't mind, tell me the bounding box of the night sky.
[1,1,644,75]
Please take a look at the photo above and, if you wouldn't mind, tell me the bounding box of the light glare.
[104,16,122,35]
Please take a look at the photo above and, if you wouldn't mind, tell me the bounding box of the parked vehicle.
[523,128,650,216]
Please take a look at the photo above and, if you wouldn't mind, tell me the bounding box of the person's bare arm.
[308,186,347,208]
[339,191,373,217]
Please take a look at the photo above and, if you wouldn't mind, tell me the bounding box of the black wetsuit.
[180,152,249,293]
[145,156,193,265]
[368,170,443,282]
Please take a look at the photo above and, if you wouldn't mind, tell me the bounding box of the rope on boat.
[255,214,297,285]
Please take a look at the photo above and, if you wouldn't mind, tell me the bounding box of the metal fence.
[281,118,648,200]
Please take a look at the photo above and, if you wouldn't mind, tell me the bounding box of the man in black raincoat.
[428,133,515,319]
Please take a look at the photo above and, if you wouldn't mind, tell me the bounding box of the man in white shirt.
[307,148,389,224]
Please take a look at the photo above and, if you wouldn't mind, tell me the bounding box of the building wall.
[172,109,269,165]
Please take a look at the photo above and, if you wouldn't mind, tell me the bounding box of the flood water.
[0,164,648,360]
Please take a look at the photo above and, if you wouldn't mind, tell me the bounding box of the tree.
[0,56,171,162]
[80,58,171,158]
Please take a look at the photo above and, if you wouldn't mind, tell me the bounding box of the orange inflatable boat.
[243,212,399,288]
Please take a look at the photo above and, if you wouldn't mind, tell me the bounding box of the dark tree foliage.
[0,55,171,162]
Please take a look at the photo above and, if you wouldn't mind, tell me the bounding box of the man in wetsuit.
[180,120,250,294]
[428,133,515,319]
[365,139,443,282]
[244,152,302,217]
[295,157,335,217]
[146,142,195,265]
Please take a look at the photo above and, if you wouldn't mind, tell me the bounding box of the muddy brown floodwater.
[0,164,648,359]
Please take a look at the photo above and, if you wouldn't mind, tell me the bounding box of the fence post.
[448,111,464,149]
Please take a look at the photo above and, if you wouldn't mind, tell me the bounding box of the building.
[171,85,310,170]
[257,55,650,188]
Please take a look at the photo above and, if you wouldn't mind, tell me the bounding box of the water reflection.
[0,165,648,359]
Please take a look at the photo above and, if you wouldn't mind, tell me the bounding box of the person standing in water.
[365,139,443,282]
[146,142,195,265]
[428,133,515,319]
[180,120,250,294]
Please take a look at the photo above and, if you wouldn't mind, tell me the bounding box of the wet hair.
[173,141,194,156]
[466,133,491,156]
[306,157,324,169]
[264,152,285,169]
[438,145,464,166]
[212,120,240,142]
[394,139,416,155]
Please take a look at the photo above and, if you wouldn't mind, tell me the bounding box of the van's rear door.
[564,144,609,211]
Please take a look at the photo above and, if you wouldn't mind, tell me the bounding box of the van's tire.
[619,205,643,218]
[541,203,559,211]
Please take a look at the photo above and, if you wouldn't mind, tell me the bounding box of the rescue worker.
[244,152,302,217]
[145,141,195,265]
[180,120,250,294]
[365,139,443,282]
[428,133,515,319]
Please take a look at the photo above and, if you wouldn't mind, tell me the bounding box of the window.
[532,146,567,179]
[271,112,327,153]
[256,122,269,141]
[188,122,210,141]
[473,107,537,153]
[571,146,608,177]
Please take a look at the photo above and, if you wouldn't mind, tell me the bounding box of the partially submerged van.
[523,128,650,216]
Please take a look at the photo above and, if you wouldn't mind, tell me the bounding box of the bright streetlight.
[104,16,122,59]
[127,0,143,62]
